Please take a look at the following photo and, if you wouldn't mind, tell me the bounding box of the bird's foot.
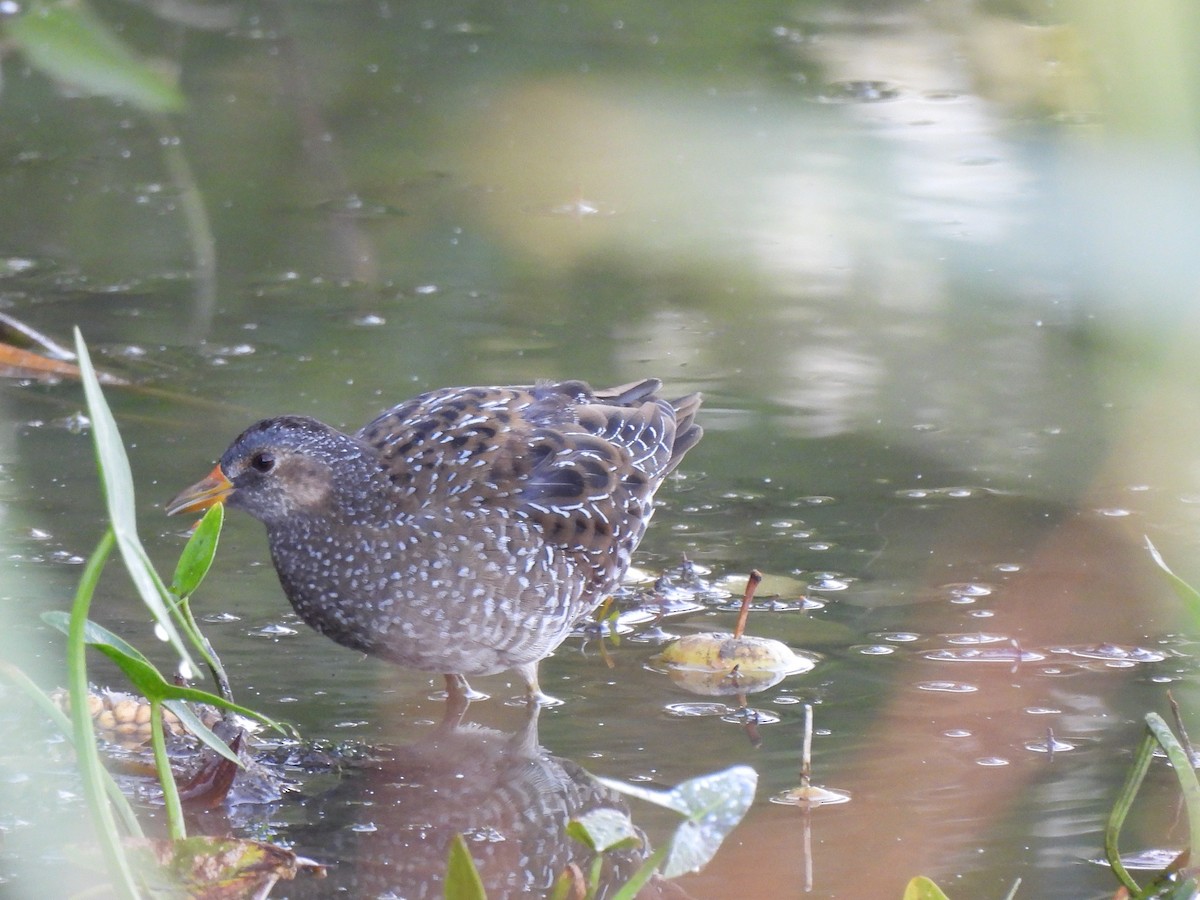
[435,673,488,703]
[511,662,563,707]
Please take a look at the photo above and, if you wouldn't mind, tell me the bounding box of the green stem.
[150,701,185,841]
[0,661,143,839]
[68,529,142,899]
[174,596,232,702]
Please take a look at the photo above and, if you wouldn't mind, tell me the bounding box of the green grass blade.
[75,329,197,678]
[610,846,668,900]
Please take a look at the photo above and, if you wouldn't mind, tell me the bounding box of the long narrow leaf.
[42,610,151,666]
[1146,713,1200,863]
[5,2,184,112]
[444,833,487,900]
[1105,725,1156,893]
[74,329,196,677]
[1145,537,1200,627]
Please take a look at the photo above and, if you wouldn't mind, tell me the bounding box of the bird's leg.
[438,680,470,732]
[515,661,563,707]
[443,672,488,704]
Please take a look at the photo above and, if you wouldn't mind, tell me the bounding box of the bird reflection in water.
[274,706,687,900]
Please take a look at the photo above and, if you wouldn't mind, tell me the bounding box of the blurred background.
[4,0,1200,897]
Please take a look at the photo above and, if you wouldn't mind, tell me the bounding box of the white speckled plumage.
[169,379,702,701]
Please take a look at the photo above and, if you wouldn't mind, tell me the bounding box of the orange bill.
[166,465,234,516]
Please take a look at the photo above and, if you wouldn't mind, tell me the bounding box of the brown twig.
[733,570,763,640]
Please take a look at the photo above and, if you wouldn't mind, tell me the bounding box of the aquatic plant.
[2,331,292,896]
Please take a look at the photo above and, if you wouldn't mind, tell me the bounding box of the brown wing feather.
[355,380,700,582]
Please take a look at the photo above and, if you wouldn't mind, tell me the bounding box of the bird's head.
[166,416,364,525]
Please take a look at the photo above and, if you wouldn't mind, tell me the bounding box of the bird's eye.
[250,451,275,473]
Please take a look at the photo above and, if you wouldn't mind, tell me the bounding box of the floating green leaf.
[598,764,757,878]
[443,833,487,900]
[170,503,223,600]
[5,2,184,112]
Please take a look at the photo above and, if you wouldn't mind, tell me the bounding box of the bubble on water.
[976,756,1010,767]
[721,708,780,726]
[923,647,1045,664]
[856,644,896,656]
[943,729,972,738]
[916,681,978,694]
[770,785,851,807]
[201,612,241,624]
[944,582,994,600]
[665,702,730,718]
[816,80,902,103]
[1062,644,1166,663]
[1025,736,1076,753]
[873,632,921,643]
[254,623,298,637]
[808,574,849,591]
[943,633,1009,645]
[796,495,837,506]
